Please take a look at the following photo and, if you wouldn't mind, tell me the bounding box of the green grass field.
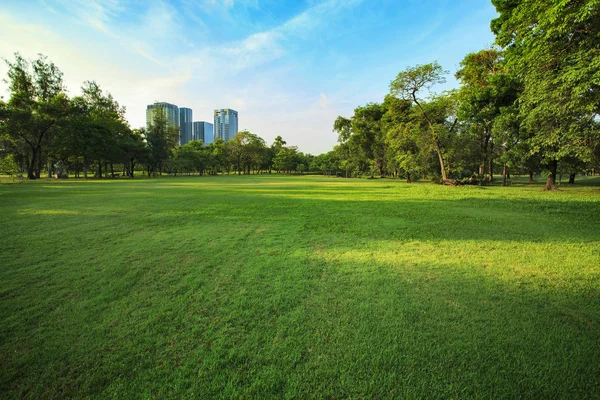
[1,175,599,398]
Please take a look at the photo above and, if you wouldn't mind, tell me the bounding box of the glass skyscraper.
[179,108,193,146]
[193,121,214,144]
[146,102,179,132]
[214,109,238,142]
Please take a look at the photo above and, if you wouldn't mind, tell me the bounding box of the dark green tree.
[146,108,178,175]
[491,0,600,190]
[0,53,68,179]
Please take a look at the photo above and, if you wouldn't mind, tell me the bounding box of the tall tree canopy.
[390,62,451,180]
[491,0,600,189]
[0,53,68,179]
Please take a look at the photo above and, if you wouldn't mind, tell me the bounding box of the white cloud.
[319,93,329,109]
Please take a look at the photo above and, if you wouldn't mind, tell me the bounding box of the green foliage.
[389,61,448,102]
[0,154,20,179]
[273,145,300,173]
[0,53,68,179]
[456,48,521,180]
[491,0,600,188]
[228,130,267,174]
[146,109,178,175]
[389,62,451,180]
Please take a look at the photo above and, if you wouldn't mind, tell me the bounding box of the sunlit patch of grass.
[0,175,599,398]
[17,209,82,215]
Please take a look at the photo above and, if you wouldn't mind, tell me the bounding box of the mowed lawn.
[1,175,599,399]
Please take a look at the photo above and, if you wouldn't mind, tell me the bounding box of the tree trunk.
[480,134,490,179]
[406,173,411,183]
[528,170,534,183]
[488,141,494,182]
[502,163,509,186]
[544,160,558,191]
[35,149,42,179]
[568,174,575,184]
[412,95,447,181]
[435,142,447,181]
[27,154,36,179]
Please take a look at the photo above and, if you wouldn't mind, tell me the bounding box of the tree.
[0,53,68,179]
[456,48,520,182]
[351,103,387,177]
[121,129,149,178]
[267,135,287,173]
[210,138,228,174]
[228,130,267,174]
[80,81,131,177]
[491,0,600,190]
[389,62,451,181]
[333,116,352,143]
[0,154,21,180]
[146,108,178,175]
[273,146,299,173]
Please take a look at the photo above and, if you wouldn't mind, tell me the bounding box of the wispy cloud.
[2,0,497,154]
[53,0,124,33]
[209,0,367,72]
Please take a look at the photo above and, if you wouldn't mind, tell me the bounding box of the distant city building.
[179,107,193,145]
[146,102,179,132]
[193,121,214,144]
[214,109,238,141]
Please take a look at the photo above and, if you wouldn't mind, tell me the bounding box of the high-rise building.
[146,102,179,132]
[214,109,238,142]
[179,107,193,146]
[193,121,214,144]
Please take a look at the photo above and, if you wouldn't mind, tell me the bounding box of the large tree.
[456,48,520,182]
[491,0,600,190]
[389,62,451,181]
[0,53,68,179]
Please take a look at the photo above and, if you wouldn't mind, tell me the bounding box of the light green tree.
[389,62,450,181]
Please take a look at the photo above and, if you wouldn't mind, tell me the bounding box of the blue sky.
[0,0,497,154]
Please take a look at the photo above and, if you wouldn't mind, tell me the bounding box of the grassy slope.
[0,175,599,398]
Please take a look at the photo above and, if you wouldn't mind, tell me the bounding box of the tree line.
[322,1,600,190]
[0,54,314,179]
[1,1,598,189]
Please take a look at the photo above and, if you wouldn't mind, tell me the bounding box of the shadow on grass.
[1,177,600,398]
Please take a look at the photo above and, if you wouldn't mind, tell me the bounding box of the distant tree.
[210,138,228,174]
[267,135,287,173]
[80,81,131,177]
[121,128,150,178]
[273,146,299,173]
[351,103,387,177]
[0,154,21,180]
[146,109,178,175]
[228,130,267,174]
